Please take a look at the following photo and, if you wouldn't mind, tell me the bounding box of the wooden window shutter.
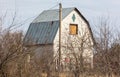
[70,24,78,35]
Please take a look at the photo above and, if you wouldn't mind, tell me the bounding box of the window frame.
[69,24,78,35]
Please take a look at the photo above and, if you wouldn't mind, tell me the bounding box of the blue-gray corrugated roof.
[32,7,75,23]
[24,21,59,45]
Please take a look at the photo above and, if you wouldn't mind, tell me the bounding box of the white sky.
[0,0,120,32]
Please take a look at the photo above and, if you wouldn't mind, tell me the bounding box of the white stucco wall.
[53,10,93,67]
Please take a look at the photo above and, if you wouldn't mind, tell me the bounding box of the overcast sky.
[0,0,120,32]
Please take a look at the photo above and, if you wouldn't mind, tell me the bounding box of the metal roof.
[24,21,59,45]
[32,7,75,23]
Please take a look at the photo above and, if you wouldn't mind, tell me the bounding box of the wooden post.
[59,3,62,73]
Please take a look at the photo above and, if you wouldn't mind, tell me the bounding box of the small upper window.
[69,24,78,35]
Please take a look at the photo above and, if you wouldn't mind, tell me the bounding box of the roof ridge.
[44,7,76,11]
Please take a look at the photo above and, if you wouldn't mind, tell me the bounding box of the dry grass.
[41,72,119,77]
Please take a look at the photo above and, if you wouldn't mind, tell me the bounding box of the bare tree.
[0,14,34,77]
[93,16,120,76]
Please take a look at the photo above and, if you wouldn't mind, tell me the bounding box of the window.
[69,24,78,35]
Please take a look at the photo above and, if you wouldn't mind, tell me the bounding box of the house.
[23,7,95,70]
